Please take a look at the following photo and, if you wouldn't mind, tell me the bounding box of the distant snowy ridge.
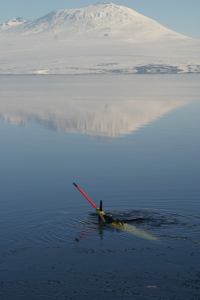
[0,2,199,74]
[0,17,28,29]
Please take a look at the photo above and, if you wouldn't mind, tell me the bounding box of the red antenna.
[73,183,97,209]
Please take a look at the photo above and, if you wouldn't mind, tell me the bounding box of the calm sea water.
[0,74,200,299]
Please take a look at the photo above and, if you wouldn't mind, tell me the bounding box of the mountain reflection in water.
[0,75,199,137]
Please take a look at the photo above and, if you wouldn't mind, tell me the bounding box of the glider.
[73,182,157,241]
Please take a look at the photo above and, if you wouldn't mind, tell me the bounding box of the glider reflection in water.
[73,183,158,242]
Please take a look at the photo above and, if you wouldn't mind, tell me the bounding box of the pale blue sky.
[1,0,200,40]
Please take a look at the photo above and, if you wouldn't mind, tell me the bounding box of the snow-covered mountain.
[0,2,200,74]
[0,2,186,39]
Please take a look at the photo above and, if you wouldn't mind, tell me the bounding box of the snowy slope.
[0,2,200,74]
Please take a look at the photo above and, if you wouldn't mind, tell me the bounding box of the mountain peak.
[94,2,111,5]
[0,2,165,35]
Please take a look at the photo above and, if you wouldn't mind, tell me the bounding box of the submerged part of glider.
[119,224,157,241]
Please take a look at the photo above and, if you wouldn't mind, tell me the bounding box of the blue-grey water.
[0,74,200,299]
